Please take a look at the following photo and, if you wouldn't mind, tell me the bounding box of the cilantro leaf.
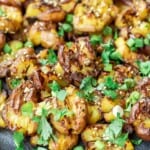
[56,90,67,101]
[50,108,72,121]
[65,14,73,24]
[0,8,6,17]
[114,133,128,147]
[103,26,113,36]
[126,91,140,112]
[10,79,21,89]
[35,109,56,146]
[73,145,84,150]
[24,40,34,48]
[137,61,150,76]
[95,140,105,150]
[49,81,67,101]
[40,49,57,65]
[21,102,33,117]
[0,80,2,92]
[104,76,118,90]
[13,131,24,150]
[79,76,97,101]
[103,116,127,147]
[131,138,142,145]
[103,89,118,100]
[3,43,12,54]
[90,35,102,45]
[119,78,136,90]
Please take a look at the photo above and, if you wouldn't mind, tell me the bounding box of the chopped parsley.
[103,116,128,147]
[33,109,56,146]
[49,108,72,121]
[13,131,24,150]
[90,35,102,45]
[21,102,34,117]
[66,41,73,48]
[40,49,57,66]
[49,81,67,101]
[10,79,21,89]
[78,76,97,102]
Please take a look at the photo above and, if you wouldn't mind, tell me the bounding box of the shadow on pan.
[0,128,150,150]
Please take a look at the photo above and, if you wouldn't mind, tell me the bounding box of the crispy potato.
[73,0,118,33]
[129,98,150,141]
[0,90,7,128]
[0,4,23,33]
[48,131,78,150]
[25,2,66,22]
[87,103,102,124]
[58,37,100,85]
[2,81,38,135]
[10,48,38,78]
[49,85,87,134]
[81,124,134,150]
[28,21,63,49]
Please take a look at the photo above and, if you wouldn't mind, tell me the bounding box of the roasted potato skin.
[0,4,23,33]
[25,2,66,22]
[2,81,38,135]
[49,86,87,135]
[129,98,150,141]
[81,124,134,150]
[27,21,63,49]
[58,37,100,85]
[48,131,78,150]
[73,0,118,33]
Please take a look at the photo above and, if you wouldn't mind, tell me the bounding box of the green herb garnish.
[90,35,102,45]
[78,76,97,102]
[103,116,128,147]
[49,81,67,101]
[13,131,24,150]
[103,26,113,36]
[3,43,12,54]
[10,79,21,89]
[21,102,33,117]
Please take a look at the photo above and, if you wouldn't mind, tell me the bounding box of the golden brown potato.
[2,81,38,135]
[10,48,38,78]
[0,90,7,128]
[58,37,100,85]
[0,0,23,7]
[87,103,102,124]
[73,0,118,33]
[25,2,66,22]
[48,131,78,150]
[129,98,150,141]
[81,124,134,150]
[49,85,87,134]
[0,4,23,33]
[115,0,150,36]
[28,21,63,49]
